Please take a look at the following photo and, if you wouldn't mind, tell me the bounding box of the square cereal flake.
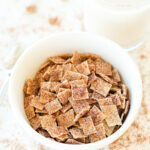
[76,61,90,75]
[101,105,122,126]
[57,109,75,128]
[90,77,112,97]
[45,99,62,115]
[79,116,96,136]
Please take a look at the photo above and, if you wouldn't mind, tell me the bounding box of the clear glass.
[84,0,150,51]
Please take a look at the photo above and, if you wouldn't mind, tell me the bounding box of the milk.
[84,0,150,49]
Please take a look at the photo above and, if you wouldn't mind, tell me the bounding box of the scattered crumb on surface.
[48,17,61,26]
[26,5,37,14]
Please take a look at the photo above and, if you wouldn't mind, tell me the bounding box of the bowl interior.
[9,32,142,150]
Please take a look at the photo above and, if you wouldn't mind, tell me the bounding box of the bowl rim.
[8,32,142,150]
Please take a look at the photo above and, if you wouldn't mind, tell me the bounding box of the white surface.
[9,32,142,150]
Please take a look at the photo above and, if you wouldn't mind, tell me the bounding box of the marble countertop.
[0,0,150,150]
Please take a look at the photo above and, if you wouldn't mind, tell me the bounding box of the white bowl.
[9,32,142,150]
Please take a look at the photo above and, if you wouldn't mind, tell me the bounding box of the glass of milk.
[84,0,150,50]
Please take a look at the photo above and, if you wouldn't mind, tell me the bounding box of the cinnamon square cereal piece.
[70,80,89,100]
[47,126,68,138]
[25,106,35,120]
[101,105,122,126]
[61,103,72,113]
[87,59,95,72]
[35,108,48,114]
[88,71,96,86]
[50,69,63,82]
[89,123,106,142]
[77,137,85,143]
[25,79,39,95]
[30,96,44,110]
[79,116,96,136]
[40,82,51,91]
[85,99,97,105]
[76,61,90,75]
[97,97,113,106]
[102,121,115,136]
[40,90,56,104]
[110,94,121,106]
[124,101,130,115]
[92,92,104,100]
[71,64,78,72]
[56,134,69,142]
[69,99,90,115]
[65,139,82,144]
[35,72,44,83]
[45,99,62,115]
[98,73,117,85]
[62,63,72,73]
[112,69,121,82]
[49,82,60,92]
[57,109,75,128]
[96,59,112,76]
[29,114,41,130]
[55,80,70,92]
[71,51,80,64]
[119,95,126,109]
[39,115,56,129]
[63,71,82,81]
[69,127,85,139]
[24,95,34,108]
[57,89,71,105]
[122,84,128,97]
[74,109,89,122]
[49,56,66,64]
[42,66,52,80]
[90,77,112,97]
[90,105,105,125]
[37,129,50,137]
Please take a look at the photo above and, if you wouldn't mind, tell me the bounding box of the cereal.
[65,139,82,144]
[57,109,75,128]
[71,81,89,100]
[48,56,66,64]
[71,51,80,64]
[90,77,112,97]
[40,90,56,104]
[24,51,130,144]
[79,116,96,136]
[60,102,72,113]
[45,99,62,115]
[47,126,68,138]
[25,79,39,95]
[92,92,104,100]
[90,105,105,125]
[57,89,71,105]
[30,96,44,110]
[24,95,34,108]
[25,106,35,120]
[89,123,106,142]
[40,115,56,129]
[101,105,122,126]
[69,127,85,139]
[95,59,112,76]
[29,114,41,130]
[112,69,121,82]
[49,69,63,82]
[76,61,90,75]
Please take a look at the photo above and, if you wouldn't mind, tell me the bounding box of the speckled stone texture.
[0,0,150,150]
